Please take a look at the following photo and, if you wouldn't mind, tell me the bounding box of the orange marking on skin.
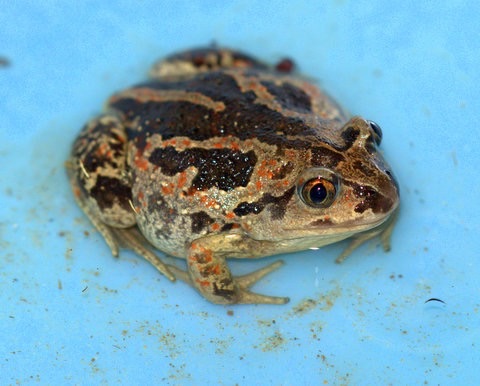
[256,181,263,190]
[256,160,275,179]
[196,279,211,288]
[230,141,240,151]
[137,191,147,208]
[182,139,191,147]
[177,172,187,189]
[207,199,219,208]
[161,183,175,195]
[285,149,297,159]
[190,245,213,263]
[267,159,277,166]
[210,264,221,275]
[74,187,81,198]
[231,224,240,229]
[96,143,108,157]
[211,223,220,231]
[202,264,222,276]
[163,138,177,147]
[135,157,149,171]
[225,212,235,219]
[213,143,223,149]
[186,186,198,196]
[203,248,213,263]
[199,195,218,209]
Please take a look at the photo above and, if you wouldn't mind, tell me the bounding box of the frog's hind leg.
[68,114,136,226]
[66,166,122,257]
[149,47,269,79]
[110,227,175,281]
[67,114,174,281]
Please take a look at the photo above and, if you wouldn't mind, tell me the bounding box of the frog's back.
[107,53,348,148]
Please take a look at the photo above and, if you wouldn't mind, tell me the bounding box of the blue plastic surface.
[1,2,479,385]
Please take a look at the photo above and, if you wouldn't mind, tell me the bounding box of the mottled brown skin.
[67,47,400,305]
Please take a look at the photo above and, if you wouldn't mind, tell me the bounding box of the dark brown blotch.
[220,223,235,232]
[272,161,294,180]
[191,211,215,234]
[341,127,360,150]
[310,146,345,169]
[261,80,312,113]
[352,184,393,214]
[233,201,264,216]
[149,146,257,192]
[90,175,132,211]
[352,160,375,178]
[233,186,295,220]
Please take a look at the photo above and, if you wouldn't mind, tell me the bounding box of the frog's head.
[248,117,400,251]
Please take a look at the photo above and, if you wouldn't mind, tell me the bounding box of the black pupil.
[310,182,327,203]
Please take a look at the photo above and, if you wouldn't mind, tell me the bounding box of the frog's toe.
[236,260,284,288]
[111,227,176,281]
[235,290,289,305]
[234,260,289,305]
[165,263,190,282]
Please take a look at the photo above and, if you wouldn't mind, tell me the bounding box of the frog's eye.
[367,120,382,145]
[300,177,336,207]
[297,168,339,208]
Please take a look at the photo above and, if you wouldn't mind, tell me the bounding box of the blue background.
[1,1,479,384]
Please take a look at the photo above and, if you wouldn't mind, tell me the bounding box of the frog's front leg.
[335,206,399,264]
[67,114,174,281]
[169,234,289,305]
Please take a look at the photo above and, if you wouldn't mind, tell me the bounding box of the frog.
[67,47,400,305]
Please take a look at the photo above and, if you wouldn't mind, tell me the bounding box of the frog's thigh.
[69,114,136,228]
[185,234,289,305]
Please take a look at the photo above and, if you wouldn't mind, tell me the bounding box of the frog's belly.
[135,209,191,258]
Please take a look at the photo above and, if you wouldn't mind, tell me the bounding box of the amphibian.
[67,47,399,305]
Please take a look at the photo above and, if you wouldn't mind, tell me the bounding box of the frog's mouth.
[278,204,399,249]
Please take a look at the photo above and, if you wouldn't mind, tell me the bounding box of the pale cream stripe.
[109,88,226,112]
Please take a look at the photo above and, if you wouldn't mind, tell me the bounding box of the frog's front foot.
[169,243,289,305]
[335,206,399,264]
